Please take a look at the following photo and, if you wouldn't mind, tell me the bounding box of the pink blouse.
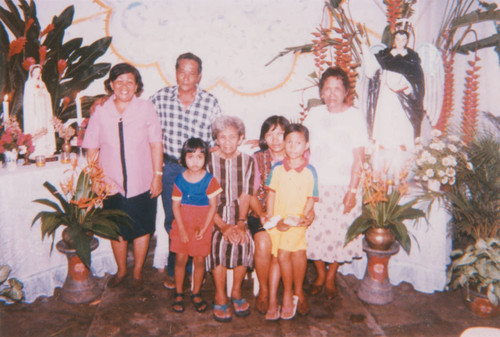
[82,95,162,198]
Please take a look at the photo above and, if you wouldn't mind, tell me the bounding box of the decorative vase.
[365,227,396,251]
[4,149,18,171]
[463,287,499,318]
[61,140,71,164]
[357,239,400,305]
[56,237,101,304]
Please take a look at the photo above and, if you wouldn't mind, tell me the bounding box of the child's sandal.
[191,293,208,313]
[172,293,185,313]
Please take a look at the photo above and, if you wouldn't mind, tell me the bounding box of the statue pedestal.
[357,239,400,305]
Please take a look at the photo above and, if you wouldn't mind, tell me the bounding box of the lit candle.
[3,95,8,122]
[75,93,82,125]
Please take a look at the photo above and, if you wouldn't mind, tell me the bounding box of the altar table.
[0,160,116,303]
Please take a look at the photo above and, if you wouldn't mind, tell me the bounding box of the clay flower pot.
[365,227,396,251]
[463,287,499,318]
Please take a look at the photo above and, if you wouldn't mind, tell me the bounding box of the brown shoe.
[297,297,310,316]
[162,277,175,290]
[107,274,127,288]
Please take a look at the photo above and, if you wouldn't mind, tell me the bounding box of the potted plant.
[0,118,34,169]
[344,165,425,254]
[31,155,132,269]
[444,132,500,317]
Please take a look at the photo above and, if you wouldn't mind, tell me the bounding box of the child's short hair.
[180,137,209,169]
[284,123,309,142]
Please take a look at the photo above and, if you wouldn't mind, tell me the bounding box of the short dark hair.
[176,52,202,74]
[284,123,309,142]
[180,137,209,169]
[318,67,350,95]
[104,63,144,96]
[258,115,290,151]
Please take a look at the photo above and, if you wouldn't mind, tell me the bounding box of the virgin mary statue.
[23,64,56,158]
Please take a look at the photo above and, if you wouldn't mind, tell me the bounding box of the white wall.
[12,0,500,139]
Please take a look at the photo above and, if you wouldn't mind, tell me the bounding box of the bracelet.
[154,171,163,176]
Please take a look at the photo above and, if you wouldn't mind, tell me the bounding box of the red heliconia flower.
[1,132,13,143]
[25,18,34,35]
[39,46,47,66]
[22,57,36,71]
[58,59,67,79]
[7,37,27,60]
[40,23,55,38]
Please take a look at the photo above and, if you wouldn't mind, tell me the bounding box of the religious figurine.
[23,64,56,158]
[362,29,425,152]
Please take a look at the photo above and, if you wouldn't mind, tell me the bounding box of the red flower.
[0,145,4,153]
[17,133,25,146]
[40,24,54,38]
[39,46,47,66]
[58,59,67,79]
[1,132,13,143]
[22,57,36,71]
[25,18,34,35]
[8,37,27,60]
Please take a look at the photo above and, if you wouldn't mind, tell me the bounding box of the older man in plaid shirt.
[150,52,222,288]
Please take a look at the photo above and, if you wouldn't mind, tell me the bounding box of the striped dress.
[206,152,255,270]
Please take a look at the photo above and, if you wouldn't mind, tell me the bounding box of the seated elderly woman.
[206,115,255,322]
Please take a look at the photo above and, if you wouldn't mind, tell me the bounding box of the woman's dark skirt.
[103,191,157,241]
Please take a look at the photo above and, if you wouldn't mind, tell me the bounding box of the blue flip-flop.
[231,298,251,317]
[213,303,232,322]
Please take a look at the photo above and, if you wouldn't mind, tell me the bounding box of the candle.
[75,93,82,125]
[3,95,8,122]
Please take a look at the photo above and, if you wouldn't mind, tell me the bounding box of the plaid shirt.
[150,85,221,159]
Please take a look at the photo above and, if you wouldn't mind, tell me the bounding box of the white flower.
[414,137,422,144]
[441,176,449,185]
[428,179,441,192]
[438,170,445,177]
[442,156,456,166]
[416,158,423,166]
[445,167,456,177]
[466,162,473,170]
[425,169,434,178]
[414,144,423,152]
[421,150,432,159]
[431,129,442,137]
[449,176,456,185]
[448,135,459,142]
[430,141,445,151]
[428,156,437,164]
[422,175,429,181]
[414,175,420,181]
[447,144,458,153]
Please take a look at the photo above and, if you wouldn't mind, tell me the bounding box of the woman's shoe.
[172,293,185,313]
[280,296,298,320]
[231,298,250,317]
[163,277,175,290]
[265,306,281,321]
[213,303,232,322]
[191,293,208,313]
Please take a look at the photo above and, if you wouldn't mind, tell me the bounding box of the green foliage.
[0,0,111,128]
[32,166,132,269]
[447,238,500,306]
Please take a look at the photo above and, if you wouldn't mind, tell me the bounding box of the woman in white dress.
[23,64,56,158]
[304,67,368,299]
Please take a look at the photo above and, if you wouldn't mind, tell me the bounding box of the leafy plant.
[447,238,500,306]
[345,166,425,254]
[0,265,24,303]
[32,156,132,269]
[0,0,111,129]
[445,132,500,241]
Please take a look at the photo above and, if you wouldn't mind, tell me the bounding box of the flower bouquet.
[0,118,34,156]
[32,154,132,269]
[53,117,76,142]
[413,129,472,194]
[345,165,425,254]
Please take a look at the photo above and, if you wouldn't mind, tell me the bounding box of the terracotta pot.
[463,287,499,318]
[365,227,396,251]
[62,227,94,249]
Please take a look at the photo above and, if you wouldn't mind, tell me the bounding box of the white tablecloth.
[0,160,116,303]
[339,197,452,293]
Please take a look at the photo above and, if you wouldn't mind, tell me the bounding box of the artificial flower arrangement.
[32,154,132,269]
[52,117,76,142]
[413,129,472,194]
[0,117,34,156]
[345,164,425,254]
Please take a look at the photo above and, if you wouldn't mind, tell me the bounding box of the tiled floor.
[1,245,499,337]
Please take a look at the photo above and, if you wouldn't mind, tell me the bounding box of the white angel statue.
[23,64,56,158]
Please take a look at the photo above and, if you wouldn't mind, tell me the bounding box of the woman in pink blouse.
[83,63,163,290]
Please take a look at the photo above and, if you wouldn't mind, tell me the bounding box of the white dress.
[304,105,368,263]
[23,66,56,158]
